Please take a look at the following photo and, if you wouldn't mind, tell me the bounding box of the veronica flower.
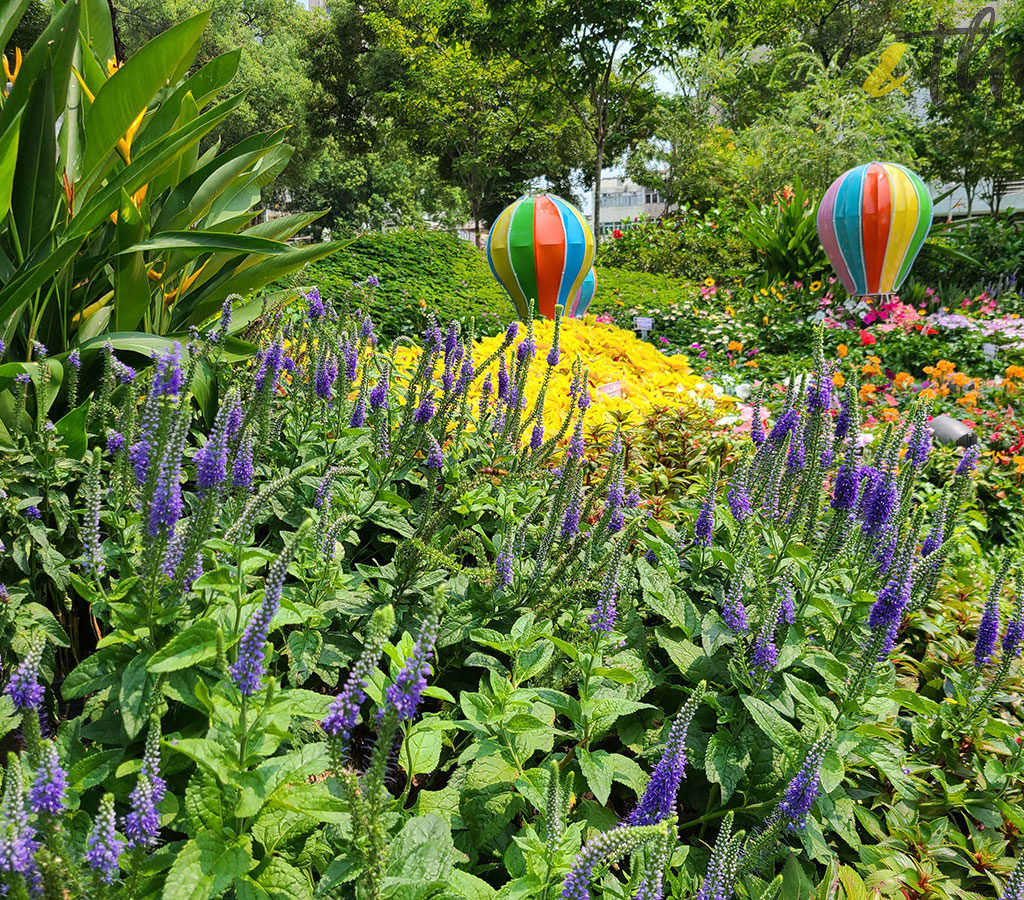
[516,337,536,364]
[322,632,386,746]
[530,423,544,450]
[148,452,183,536]
[578,388,592,411]
[232,431,254,490]
[786,422,806,472]
[907,421,932,467]
[384,611,440,721]
[29,742,67,815]
[859,468,895,536]
[561,824,662,900]
[413,393,435,425]
[424,319,443,353]
[589,568,619,633]
[230,538,295,696]
[504,320,519,342]
[123,776,159,848]
[921,520,943,558]
[151,342,184,397]
[694,501,714,546]
[68,349,81,369]
[424,437,444,469]
[955,446,979,475]
[831,463,858,511]
[495,546,514,589]
[722,577,747,633]
[85,794,124,883]
[834,393,852,440]
[107,430,125,454]
[776,736,829,829]
[627,692,701,825]
[561,484,582,539]
[24,505,40,520]
[768,409,798,445]
[195,419,229,496]
[868,574,912,660]
[5,635,45,711]
[567,422,585,460]
[349,394,367,428]
[778,579,796,624]
[806,371,832,413]
[497,356,509,400]
[1000,853,1024,900]
[0,753,38,881]
[367,274,379,287]
[478,374,493,416]
[975,599,1000,668]
[306,287,326,319]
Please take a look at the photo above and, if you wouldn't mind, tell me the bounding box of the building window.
[645,191,660,204]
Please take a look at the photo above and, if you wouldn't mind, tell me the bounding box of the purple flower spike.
[6,635,45,711]
[777,737,829,829]
[306,287,326,320]
[30,742,67,815]
[626,695,699,825]
[955,447,979,476]
[424,437,444,469]
[151,342,184,398]
[385,611,440,721]
[86,795,124,883]
[694,501,713,547]
[975,599,1000,668]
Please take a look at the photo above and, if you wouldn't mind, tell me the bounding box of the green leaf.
[118,232,289,256]
[578,748,615,805]
[79,0,116,70]
[704,732,750,801]
[113,188,150,332]
[184,771,227,835]
[0,110,22,223]
[252,858,313,900]
[81,11,210,181]
[119,650,153,740]
[402,720,443,776]
[818,749,844,794]
[387,814,455,882]
[148,620,220,673]
[161,833,252,900]
[54,399,91,460]
[69,749,124,793]
[742,696,801,756]
[0,0,33,51]
[11,61,55,254]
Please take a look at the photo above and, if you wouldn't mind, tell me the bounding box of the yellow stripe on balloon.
[562,203,595,311]
[879,163,918,293]
[490,200,528,319]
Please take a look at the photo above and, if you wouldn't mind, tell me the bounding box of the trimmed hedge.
[287,228,707,337]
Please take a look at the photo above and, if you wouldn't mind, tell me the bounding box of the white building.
[597,176,667,236]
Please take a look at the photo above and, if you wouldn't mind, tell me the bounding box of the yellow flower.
[725,305,736,318]
[809,281,822,291]
[391,318,732,438]
[3,48,22,96]
[837,343,848,358]
[1013,455,1024,474]
[762,316,770,325]
[759,288,768,296]
[704,277,715,287]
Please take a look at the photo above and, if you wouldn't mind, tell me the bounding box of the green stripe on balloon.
[893,166,932,289]
[508,198,539,316]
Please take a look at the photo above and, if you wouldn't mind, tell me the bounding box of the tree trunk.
[592,132,604,248]
[475,215,481,248]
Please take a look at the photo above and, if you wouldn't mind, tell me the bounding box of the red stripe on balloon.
[861,163,891,295]
[533,195,566,320]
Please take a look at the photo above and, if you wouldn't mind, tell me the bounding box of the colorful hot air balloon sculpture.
[569,268,597,318]
[816,162,932,296]
[486,194,595,321]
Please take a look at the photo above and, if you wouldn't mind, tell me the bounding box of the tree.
[366,0,586,245]
[477,0,687,243]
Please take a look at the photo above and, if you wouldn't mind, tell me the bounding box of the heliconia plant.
[0,290,1021,899]
[0,0,346,443]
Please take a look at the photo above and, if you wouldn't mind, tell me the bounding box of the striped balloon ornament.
[569,268,597,318]
[816,162,933,296]
[486,193,595,321]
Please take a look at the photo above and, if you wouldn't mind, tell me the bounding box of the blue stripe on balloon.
[577,269,596,316]
[556,198,585,314]
[834,164,868,295]
[485,218,501,283]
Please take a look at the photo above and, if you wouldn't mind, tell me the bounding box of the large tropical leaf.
[10,63,56,255]
[0,0,33,52]
[117,233,289,255]
[80,11,210,183]
[0,110,23,223]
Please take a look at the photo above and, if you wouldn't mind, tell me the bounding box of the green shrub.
[913,214,1024,294]
[596,213,752,282]
[291,228,511,337]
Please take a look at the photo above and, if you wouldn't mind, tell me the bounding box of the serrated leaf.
[149,620,220,673]
[578,748,614,805]
[119,651,153,740]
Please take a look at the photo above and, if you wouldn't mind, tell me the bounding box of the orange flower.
[744,360,759,368]
[837,344,848,358]
[919,387,938,401]
[859,384,877,402]
[1006,364,1024,380]
[832,372,846,388]
[728,340,744,352]
[861,359,882,378]
[1013,455,1024,474]
[418,298,427,308]
[893,372,914,390]
[951,372,970,388]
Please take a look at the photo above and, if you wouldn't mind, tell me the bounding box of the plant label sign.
[598,380,623,398]
[633,316,653,337]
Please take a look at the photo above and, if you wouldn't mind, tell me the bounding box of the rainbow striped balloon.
[569,268,597,318]
[486,194,595,320]
[816,162,933,296]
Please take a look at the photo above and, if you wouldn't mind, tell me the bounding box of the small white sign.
[597,380,623,398]
[983,342,997,359]
[633,316,653,334]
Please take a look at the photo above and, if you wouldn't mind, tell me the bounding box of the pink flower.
[658,336,669,344]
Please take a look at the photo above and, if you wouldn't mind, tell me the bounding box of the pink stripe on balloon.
[817,177,855,294]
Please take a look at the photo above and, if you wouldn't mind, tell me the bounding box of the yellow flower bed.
[391,317,731,436]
